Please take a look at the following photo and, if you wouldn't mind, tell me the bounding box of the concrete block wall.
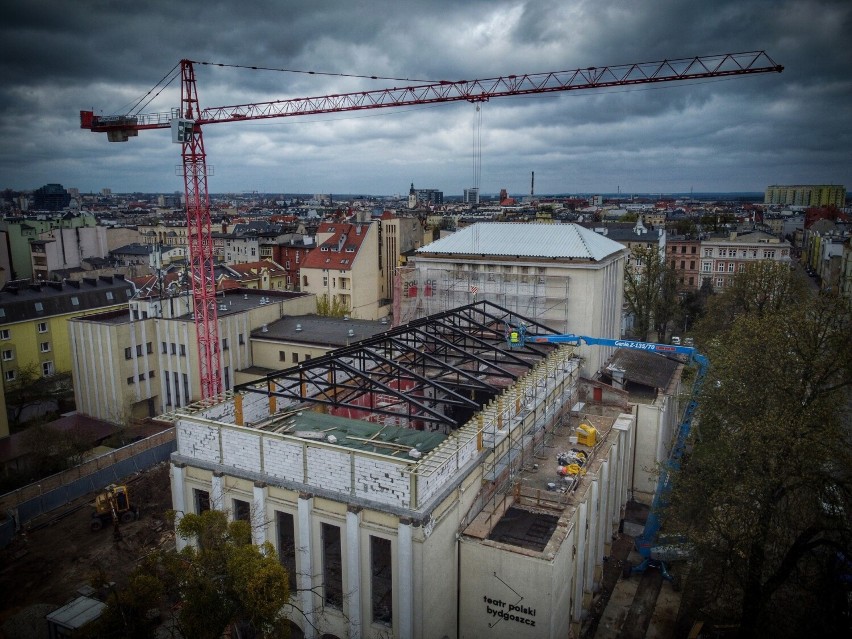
[307,447,352,492]
[243,391,276,425]
[416,427,479,505]
[222,428,262,472]
[177,417,415,508]
[262,437,304,482]
[354,457,411,507]
[178,421,221,463]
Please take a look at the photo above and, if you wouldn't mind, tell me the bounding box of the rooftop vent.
[261,324,268,332]
[295,323,302,331]
[380,317,388,325]
[243,293,248,300]
[408,449,422,459]
[343,314,349,321]
[347,329,355,337]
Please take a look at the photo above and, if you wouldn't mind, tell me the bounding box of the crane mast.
[81,51,782,399]
[179,61,220,399]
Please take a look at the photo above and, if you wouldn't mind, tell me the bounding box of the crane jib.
[82,50,774,399]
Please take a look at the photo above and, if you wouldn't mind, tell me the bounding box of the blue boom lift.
[507,325,709,586]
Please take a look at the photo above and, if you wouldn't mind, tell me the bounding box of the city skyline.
[1,0,850,196]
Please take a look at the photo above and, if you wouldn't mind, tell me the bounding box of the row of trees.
[669,262,852,637]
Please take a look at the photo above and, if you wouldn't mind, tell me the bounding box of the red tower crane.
[81,51,782,399]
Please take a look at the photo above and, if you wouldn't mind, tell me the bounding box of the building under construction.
[167,301,638,639]
[394,222,627,375]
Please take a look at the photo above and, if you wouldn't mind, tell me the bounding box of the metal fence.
[0,429,175,547]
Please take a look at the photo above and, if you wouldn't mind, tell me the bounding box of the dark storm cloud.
[0,0,849,195]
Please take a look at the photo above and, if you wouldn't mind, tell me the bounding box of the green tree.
[92,510,291,639]
[624,244,678,341]
[316,293,349,317]
[5,363,72,430]
[695,261,809,339]
[671,277,852,638]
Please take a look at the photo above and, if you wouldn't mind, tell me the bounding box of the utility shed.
[46,596,106,638]
[603,348,682,399]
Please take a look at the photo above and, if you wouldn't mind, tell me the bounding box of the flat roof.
[173,289,308,320]
[262,410,446,460]
[253,314,391,347]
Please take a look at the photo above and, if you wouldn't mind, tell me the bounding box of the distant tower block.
[531,171,535,197]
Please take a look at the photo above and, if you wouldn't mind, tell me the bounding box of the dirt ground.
[0,461,175,637]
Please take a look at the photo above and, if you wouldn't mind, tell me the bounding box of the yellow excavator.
[90,484,138,536]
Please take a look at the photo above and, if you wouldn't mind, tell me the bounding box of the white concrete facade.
[168,341,642,638]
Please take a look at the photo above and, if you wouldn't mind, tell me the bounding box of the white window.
[37,322,48,333]
[40,342,51,352]
[4,370,15,382]
[719,248,727,257]
[0,329,9,340]
[1,350,13,361]
[42,361,54,377]
[34,302,44,312]
[71,296,79,306]
[739,263,746,273]
[728,263,735,273]
[716,277,724,288]
[702,262,712,273]
[717,262,725,272]
[106,291,114,300]
[704,248,713,257]
[763,249,776,259]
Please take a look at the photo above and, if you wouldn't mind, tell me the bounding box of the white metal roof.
[415,222,624,261]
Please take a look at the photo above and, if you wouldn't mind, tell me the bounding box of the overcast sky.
[1,0,850,197]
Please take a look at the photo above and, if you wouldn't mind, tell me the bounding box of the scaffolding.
[393,265,570,330]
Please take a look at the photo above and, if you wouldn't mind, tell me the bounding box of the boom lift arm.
[81,51,775,399]
[510,329,709,582]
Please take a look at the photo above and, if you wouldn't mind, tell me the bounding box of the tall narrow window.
[371,536,393,625]
[233,498,251,522]
[194,489,210,513]
[276,512,298,591]
[321,523,343,608]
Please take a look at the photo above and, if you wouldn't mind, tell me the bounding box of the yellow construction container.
[576,422,597,447]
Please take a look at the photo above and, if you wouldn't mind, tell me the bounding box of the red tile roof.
[301,222,369,271]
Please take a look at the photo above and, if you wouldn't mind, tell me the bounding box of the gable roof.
[415,222,624,261]
[606,348,680,390]
[301,222,370,271]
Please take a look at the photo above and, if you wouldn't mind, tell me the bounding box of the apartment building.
[300,221,387,320]
[699,230,792,290]
[29,225,109,281]
[0,275,134,434]
[765,184,846,208]
[665,236,701,291]
[0,212,98,280]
